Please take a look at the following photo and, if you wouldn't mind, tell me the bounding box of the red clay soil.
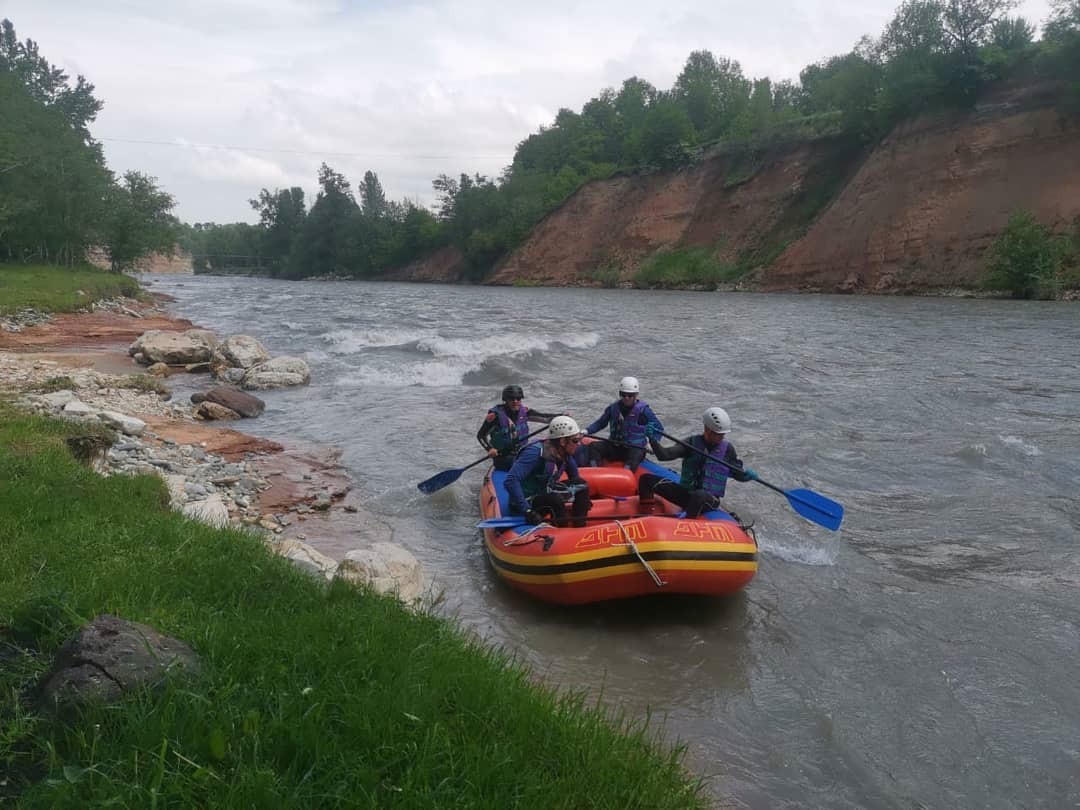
[481,142,827,286]
[141,416,284,461]
[376,245,466,283]
[388,80,1079,294]
[0,311,194,351]
[763,82,1080,293]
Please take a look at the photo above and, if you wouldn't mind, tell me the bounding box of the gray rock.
[128,330,216,366]
[196,387,265,418]
[193,401,241,421]
[241,356,311,390]
[97,411,146,437]
[40,614,201,706]
[210,335,270,377]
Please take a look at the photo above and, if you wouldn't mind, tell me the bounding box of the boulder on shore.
[337,542,425,604]
[210,335,270,378]
[128,329,217,366]
[190,386,265,418]
[241,356,311,390]
[193,401,241,421]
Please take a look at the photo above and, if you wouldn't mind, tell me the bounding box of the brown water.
[149,274,1080,809]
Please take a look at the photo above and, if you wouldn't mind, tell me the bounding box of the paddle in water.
[417,425,550,494]
[659,431,844,531]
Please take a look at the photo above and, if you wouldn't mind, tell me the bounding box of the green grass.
[632,247,742,289]
[31,376,78,393]
[0,264,142,315]
[0,403,704,808]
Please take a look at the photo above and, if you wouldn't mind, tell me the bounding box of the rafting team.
[476,377,759,528]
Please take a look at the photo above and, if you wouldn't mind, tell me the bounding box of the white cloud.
[7,0,1056,223]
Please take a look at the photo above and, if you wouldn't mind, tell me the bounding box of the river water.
[144,274,1080,809]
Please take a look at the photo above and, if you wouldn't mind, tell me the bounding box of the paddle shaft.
[659,432,746,478]
[417,423,550,494]
[658,431,843,531]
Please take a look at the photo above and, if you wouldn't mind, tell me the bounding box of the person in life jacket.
[637,406,758,518]
[476,384,564,471]
[581,376,663,471]
[505,415,592,527]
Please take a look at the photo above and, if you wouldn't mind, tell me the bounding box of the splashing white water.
[760,540,837,566]
[416,331,600,359]
[322,328,432,353]
[999,435,1041,457]
[339,359,485,388]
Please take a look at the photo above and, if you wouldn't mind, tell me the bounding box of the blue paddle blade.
[416,467,465,494]
[476,517,526,529]
[784,488,844,531]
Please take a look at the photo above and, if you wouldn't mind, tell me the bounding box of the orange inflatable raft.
[479,458,758,605]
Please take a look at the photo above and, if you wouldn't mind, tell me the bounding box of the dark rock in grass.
[190,387,265,418]
[65,432,115,465]
[40,614,200,706]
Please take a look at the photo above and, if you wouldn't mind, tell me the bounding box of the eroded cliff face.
[764,82,1080,293]
[488,143,829,286]
[88,247,194,275]
[392,81,1079,294]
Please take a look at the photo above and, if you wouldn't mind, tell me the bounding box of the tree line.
[0,19,178,270]
[185,0,1079,282]
[5,3,1079,279]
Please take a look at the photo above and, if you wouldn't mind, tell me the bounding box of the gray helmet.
[549,415,582,439]
[502,384,524,402]
[703,407,732,434]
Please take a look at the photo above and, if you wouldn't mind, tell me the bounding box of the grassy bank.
[0,264,142,315]
[0,404,703,807]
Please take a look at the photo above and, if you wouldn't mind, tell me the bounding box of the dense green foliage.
[0,264,140,314]
[983,211,1080,298]
[632,248,739,289]
[0,19,177,269]
[0,404,703,807]
[186,0,1080,283]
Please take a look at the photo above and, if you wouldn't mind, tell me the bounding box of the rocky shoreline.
[0,297,426,604]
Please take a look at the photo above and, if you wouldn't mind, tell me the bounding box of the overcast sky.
[6,0,1055,223]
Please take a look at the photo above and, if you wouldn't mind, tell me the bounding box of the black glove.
[525,509,543,525]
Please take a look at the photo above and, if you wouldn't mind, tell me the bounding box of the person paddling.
[477,385,563,471]
[638,407,757,517]
[505,416,591,527]
[582,376,663,471]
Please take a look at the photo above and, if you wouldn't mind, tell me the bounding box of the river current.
[144,275,1079,809]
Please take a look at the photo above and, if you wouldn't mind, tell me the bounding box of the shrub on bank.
[632,247,743,289]
[0,264,142,315]
[0,404,704,808]
[983,212,1080,299]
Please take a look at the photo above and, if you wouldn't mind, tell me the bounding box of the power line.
[96,136,511,161]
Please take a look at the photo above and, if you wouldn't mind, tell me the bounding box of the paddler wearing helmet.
[477,384,565,471]
[638,406,758,518]
[505,415,592,527]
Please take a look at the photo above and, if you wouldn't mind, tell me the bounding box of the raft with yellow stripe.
[479,458,757,605]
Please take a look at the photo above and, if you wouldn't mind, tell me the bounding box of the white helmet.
[549,415,582,439]
[703,407,732,434]
[618,376,640,394]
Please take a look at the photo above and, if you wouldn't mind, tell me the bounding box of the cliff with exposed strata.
[393,80,1080,294]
